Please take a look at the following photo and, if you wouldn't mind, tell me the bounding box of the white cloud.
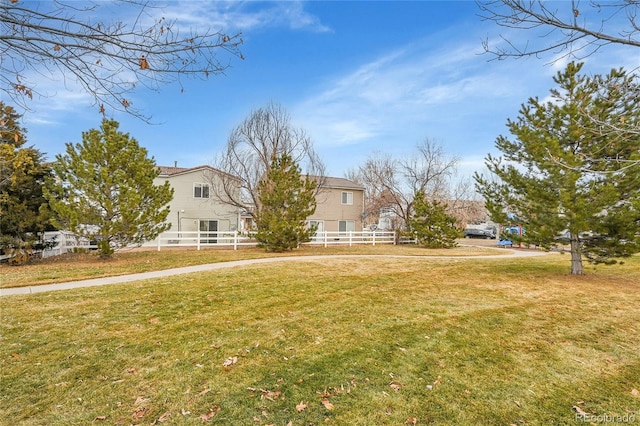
[148,1,331,33]
[292,35,532,151]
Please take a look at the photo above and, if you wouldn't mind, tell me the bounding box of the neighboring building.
[154,165,242,238]
[307,176,365,234]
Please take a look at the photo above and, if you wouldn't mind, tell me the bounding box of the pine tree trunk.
[570,233,584,275]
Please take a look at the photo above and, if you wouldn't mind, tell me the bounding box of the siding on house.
[307,176,365,233]
[154,165,241,235]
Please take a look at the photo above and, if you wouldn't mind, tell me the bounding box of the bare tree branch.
[350,139,462,231]
[478,0,640,61]
[0,0,243,121]
[211,102,326,219]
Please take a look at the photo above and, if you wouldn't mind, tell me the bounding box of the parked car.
[463,225,497,239]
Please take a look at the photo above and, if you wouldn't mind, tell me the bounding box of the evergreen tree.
[475,62,640,275]
[45,119,174,258]
[0,102,53,264]
[255,154,317,252]
[407,190,459,249]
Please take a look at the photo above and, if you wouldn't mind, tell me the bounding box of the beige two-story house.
[307,177,365,234]
[154,165,241,239]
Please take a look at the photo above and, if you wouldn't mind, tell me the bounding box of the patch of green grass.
[0,244,503,288]
[1,255,639,425]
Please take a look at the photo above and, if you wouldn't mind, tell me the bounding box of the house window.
[339,220,355,235]
[199,220,218,243]
[341,191,353,205]
[194,183,210,199]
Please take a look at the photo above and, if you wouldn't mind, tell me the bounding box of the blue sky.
[18,1,640,179]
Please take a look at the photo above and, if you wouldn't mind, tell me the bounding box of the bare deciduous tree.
[346,153,399,229]
[348,139,462,232]
[211,102,325,222]
[1,0,243,120]
[478,0,640,61]
[445,178,486,227]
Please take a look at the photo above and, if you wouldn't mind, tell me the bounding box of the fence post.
[233,230,238,250]
[373,231,376,246]
[324,231,328,248]
[157,234,161,251]
[197,229,201,251]
[393,231,397,245]
[349,231,353,247]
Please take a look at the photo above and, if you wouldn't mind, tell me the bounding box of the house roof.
[158,166,362,190]
[314,176,364,191]
[157,165,238,180]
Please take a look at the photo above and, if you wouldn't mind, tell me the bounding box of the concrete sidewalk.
[0,250,550,297]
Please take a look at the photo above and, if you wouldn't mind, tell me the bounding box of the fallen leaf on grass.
[262,390,282,401]
[94,416,107,421]
[148,317,160,323]
[433,376,442,386]
[199,405,220,421]
[222,356,238,367]
[185,390,205,405]
[157,411,170,422]
[390,382,402,392]
[573,406,588,416]
[631,388,639,397]
[247,388,283,401]
[198,388,212,397]
[405,417,417,425]
[319,389,332,398]
[132,407,147,419]
[321,398,335,410]
[296,401,308,412]
[134,396,149,406]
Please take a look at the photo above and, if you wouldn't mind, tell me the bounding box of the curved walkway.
[0,248,551,297]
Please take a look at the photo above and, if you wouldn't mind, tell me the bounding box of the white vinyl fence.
[307,230,396,247]
[145,230,396,251]
[41,231,97,258]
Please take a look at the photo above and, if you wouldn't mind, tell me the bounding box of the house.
[154,165,242,239]
[154,167,364,241]
[307,176,365,233]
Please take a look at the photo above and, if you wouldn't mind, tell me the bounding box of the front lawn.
[1,255,638,425]
[0,244,502,288]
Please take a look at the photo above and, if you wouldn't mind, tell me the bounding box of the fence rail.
[27,230,397,260]
[307,230,396,247]
[145,230,396,251]
[41,231,97,258]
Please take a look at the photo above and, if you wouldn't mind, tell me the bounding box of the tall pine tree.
[475,62,640,275]
[255,154,317,252]
[45,119,174,258]
[0,102,53,264]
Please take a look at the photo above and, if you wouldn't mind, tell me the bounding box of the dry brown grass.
[1,254,638,425]
[0,243,505,288]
